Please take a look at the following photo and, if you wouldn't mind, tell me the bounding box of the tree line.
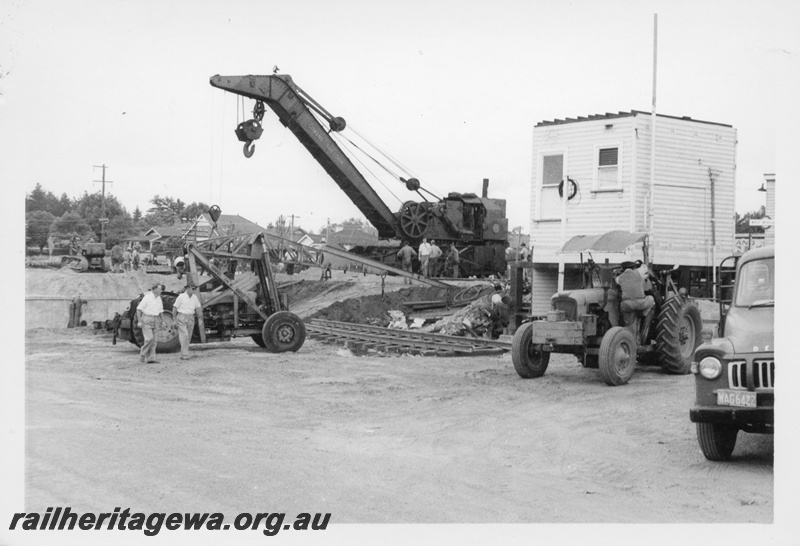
[25,183,210,252]
[25,183,380,254]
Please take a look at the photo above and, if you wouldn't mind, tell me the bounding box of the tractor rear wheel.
[598,326,637,386]
[511,322,550,378]
[696,422,738,461]
[261,311,306,353]
[251,334,267,348]
[656,296,702,374]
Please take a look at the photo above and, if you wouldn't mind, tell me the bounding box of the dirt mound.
[25,267,189,299]
[308,286,467,326]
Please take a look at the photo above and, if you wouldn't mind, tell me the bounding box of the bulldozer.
[60,240,108,273]
[511,231,703,386]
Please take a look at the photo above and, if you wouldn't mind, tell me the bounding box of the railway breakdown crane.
[209,73,509,277]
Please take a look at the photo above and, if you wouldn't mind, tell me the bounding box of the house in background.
[529,111,736,313]
[144,223,193,249]
[326,226,379,251]
[183,213,267,242]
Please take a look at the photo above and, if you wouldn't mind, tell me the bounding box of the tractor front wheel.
[511,322,550,378]
[598,326,637,386]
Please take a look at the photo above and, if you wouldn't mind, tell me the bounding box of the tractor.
[60,241,108,272]
[511,231,702,386]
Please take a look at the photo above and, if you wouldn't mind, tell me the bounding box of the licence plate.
[717,389,757,408]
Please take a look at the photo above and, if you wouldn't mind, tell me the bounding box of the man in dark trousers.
[397,241,417,284]
[615,260,655,333]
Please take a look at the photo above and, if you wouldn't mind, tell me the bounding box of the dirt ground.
[20,267,776,528]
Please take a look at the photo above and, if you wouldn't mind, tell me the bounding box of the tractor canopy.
[558,231,648,254]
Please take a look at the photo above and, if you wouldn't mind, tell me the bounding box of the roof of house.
[535,110,732,129]
[328,227,379,247]
[184,213,268,240]
[144,224,193,239]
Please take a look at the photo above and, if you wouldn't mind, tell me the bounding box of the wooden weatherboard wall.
[529,112,736,267]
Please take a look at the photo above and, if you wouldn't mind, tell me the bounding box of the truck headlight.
[698,356,723,379]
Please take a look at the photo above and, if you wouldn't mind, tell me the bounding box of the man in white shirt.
[418,238,432,277]
[172,284,203,360]
[136,284,164,363]
[428,239,442,277]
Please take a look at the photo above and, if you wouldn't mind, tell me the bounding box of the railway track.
[306,319,511,357]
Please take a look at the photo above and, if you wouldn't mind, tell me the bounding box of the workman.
[615,260,655,328]
[136,283,164,363]
[519,242,529,261]
[172,284,202,360]
[174,254,186,279]
[110,244,123,273]
[428,239,442,277]
[445,244,460,278]
[122,247,132,272]
[418,238,432,277]
[132,248,140,271]
[397,241,417,284]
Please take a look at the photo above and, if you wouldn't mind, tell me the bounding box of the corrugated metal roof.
[535,110,732,128]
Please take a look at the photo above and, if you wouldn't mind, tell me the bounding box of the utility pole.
[289,214,300,239]
[93,164,113,243]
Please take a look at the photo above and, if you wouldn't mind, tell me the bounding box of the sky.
[3,0,797,236]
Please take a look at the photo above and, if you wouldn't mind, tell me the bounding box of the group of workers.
[397,238,460,284]
[108,244,142,273]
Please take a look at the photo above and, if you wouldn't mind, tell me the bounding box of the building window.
[538,153,564,219]
[596,146,621,190]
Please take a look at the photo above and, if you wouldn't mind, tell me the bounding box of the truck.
[511,231,703,386]
[689,245,774,461]
[113,228,306,353]
[209,73,508,277]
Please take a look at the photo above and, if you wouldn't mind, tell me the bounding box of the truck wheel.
[511,322,550,378]
[155,312,180,353]
[696,422,738,461]
[656,296,702,374]
[251,334,267,348]
[598,326,637,386]
[261,311,306,353]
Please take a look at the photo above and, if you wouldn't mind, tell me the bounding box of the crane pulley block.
[235,119,264,143]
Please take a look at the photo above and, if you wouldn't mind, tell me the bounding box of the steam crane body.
[210,73,508,277]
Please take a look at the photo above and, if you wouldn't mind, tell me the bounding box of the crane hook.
[243,140,255,158]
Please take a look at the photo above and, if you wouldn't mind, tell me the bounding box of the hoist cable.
[346,124,443,199]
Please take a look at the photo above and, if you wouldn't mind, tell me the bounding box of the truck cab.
[689,245,774,461]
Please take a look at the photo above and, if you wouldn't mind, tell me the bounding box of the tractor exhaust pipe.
[482,178,489,198]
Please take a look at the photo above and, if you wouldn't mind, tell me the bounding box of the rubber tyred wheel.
[656,296,703,374]
[155,311,180,353]
[511,322,550,378]
[696,422,738,461]
[598,326,637,386]
[261,311,306,353]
